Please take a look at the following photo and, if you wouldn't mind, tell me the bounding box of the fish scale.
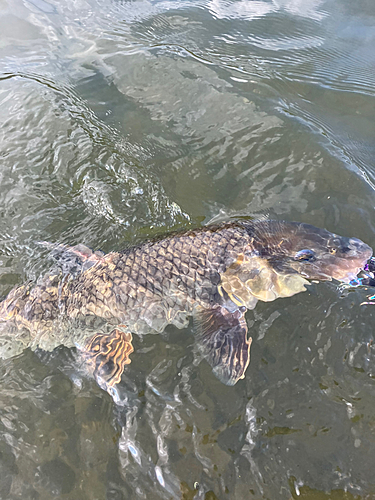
[0,219,372,390]
[0,224,244,347]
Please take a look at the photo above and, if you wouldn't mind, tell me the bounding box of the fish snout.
[329,235,372,260]
[347,238,372,260]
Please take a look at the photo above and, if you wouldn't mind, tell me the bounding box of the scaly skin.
[0,220,371,388]
[0,223,248,354]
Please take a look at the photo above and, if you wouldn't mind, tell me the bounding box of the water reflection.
[1,0,375,497]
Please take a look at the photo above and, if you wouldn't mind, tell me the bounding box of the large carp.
[0,219,371,392]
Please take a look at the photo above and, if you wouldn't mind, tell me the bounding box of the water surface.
[1,0,375,498]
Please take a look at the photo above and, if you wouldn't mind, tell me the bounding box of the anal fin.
[79,328,133,392]
[195,306,252,386]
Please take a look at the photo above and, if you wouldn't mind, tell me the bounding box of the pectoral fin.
[195,306,252,386]
[79,328,133,392]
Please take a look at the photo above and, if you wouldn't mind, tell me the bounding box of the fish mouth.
[327,245,373,283]
[295,242,373,283]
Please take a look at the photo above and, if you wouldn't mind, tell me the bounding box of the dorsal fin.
[39,242,104,275]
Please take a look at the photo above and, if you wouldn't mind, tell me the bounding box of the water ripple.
[1,0,375,498]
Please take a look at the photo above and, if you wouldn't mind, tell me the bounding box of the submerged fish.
[0,220,371,391]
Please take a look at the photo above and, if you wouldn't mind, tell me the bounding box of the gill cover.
[246,219,372,283]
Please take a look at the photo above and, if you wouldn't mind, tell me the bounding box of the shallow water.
[1,0,375,498]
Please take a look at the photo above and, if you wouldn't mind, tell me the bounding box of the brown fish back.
[0,219,371,388]
[65,224,250,331]
[0,223,251,355]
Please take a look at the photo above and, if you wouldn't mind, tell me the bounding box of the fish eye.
[294,249,316,261]
[329,237,343,255]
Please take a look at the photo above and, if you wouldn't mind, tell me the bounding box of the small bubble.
[155,466,165,487]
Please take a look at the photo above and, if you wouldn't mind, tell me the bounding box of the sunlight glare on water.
[1,0,375,498]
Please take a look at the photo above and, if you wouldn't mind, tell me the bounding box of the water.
[1,0,375,498]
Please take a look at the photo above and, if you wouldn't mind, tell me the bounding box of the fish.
[0,219,372,392]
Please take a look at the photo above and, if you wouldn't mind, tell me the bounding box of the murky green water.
[1,0,375,498]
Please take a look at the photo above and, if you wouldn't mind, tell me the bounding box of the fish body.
[0,220,372,389]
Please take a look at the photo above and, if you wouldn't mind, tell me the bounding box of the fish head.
[250,220,372,283]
